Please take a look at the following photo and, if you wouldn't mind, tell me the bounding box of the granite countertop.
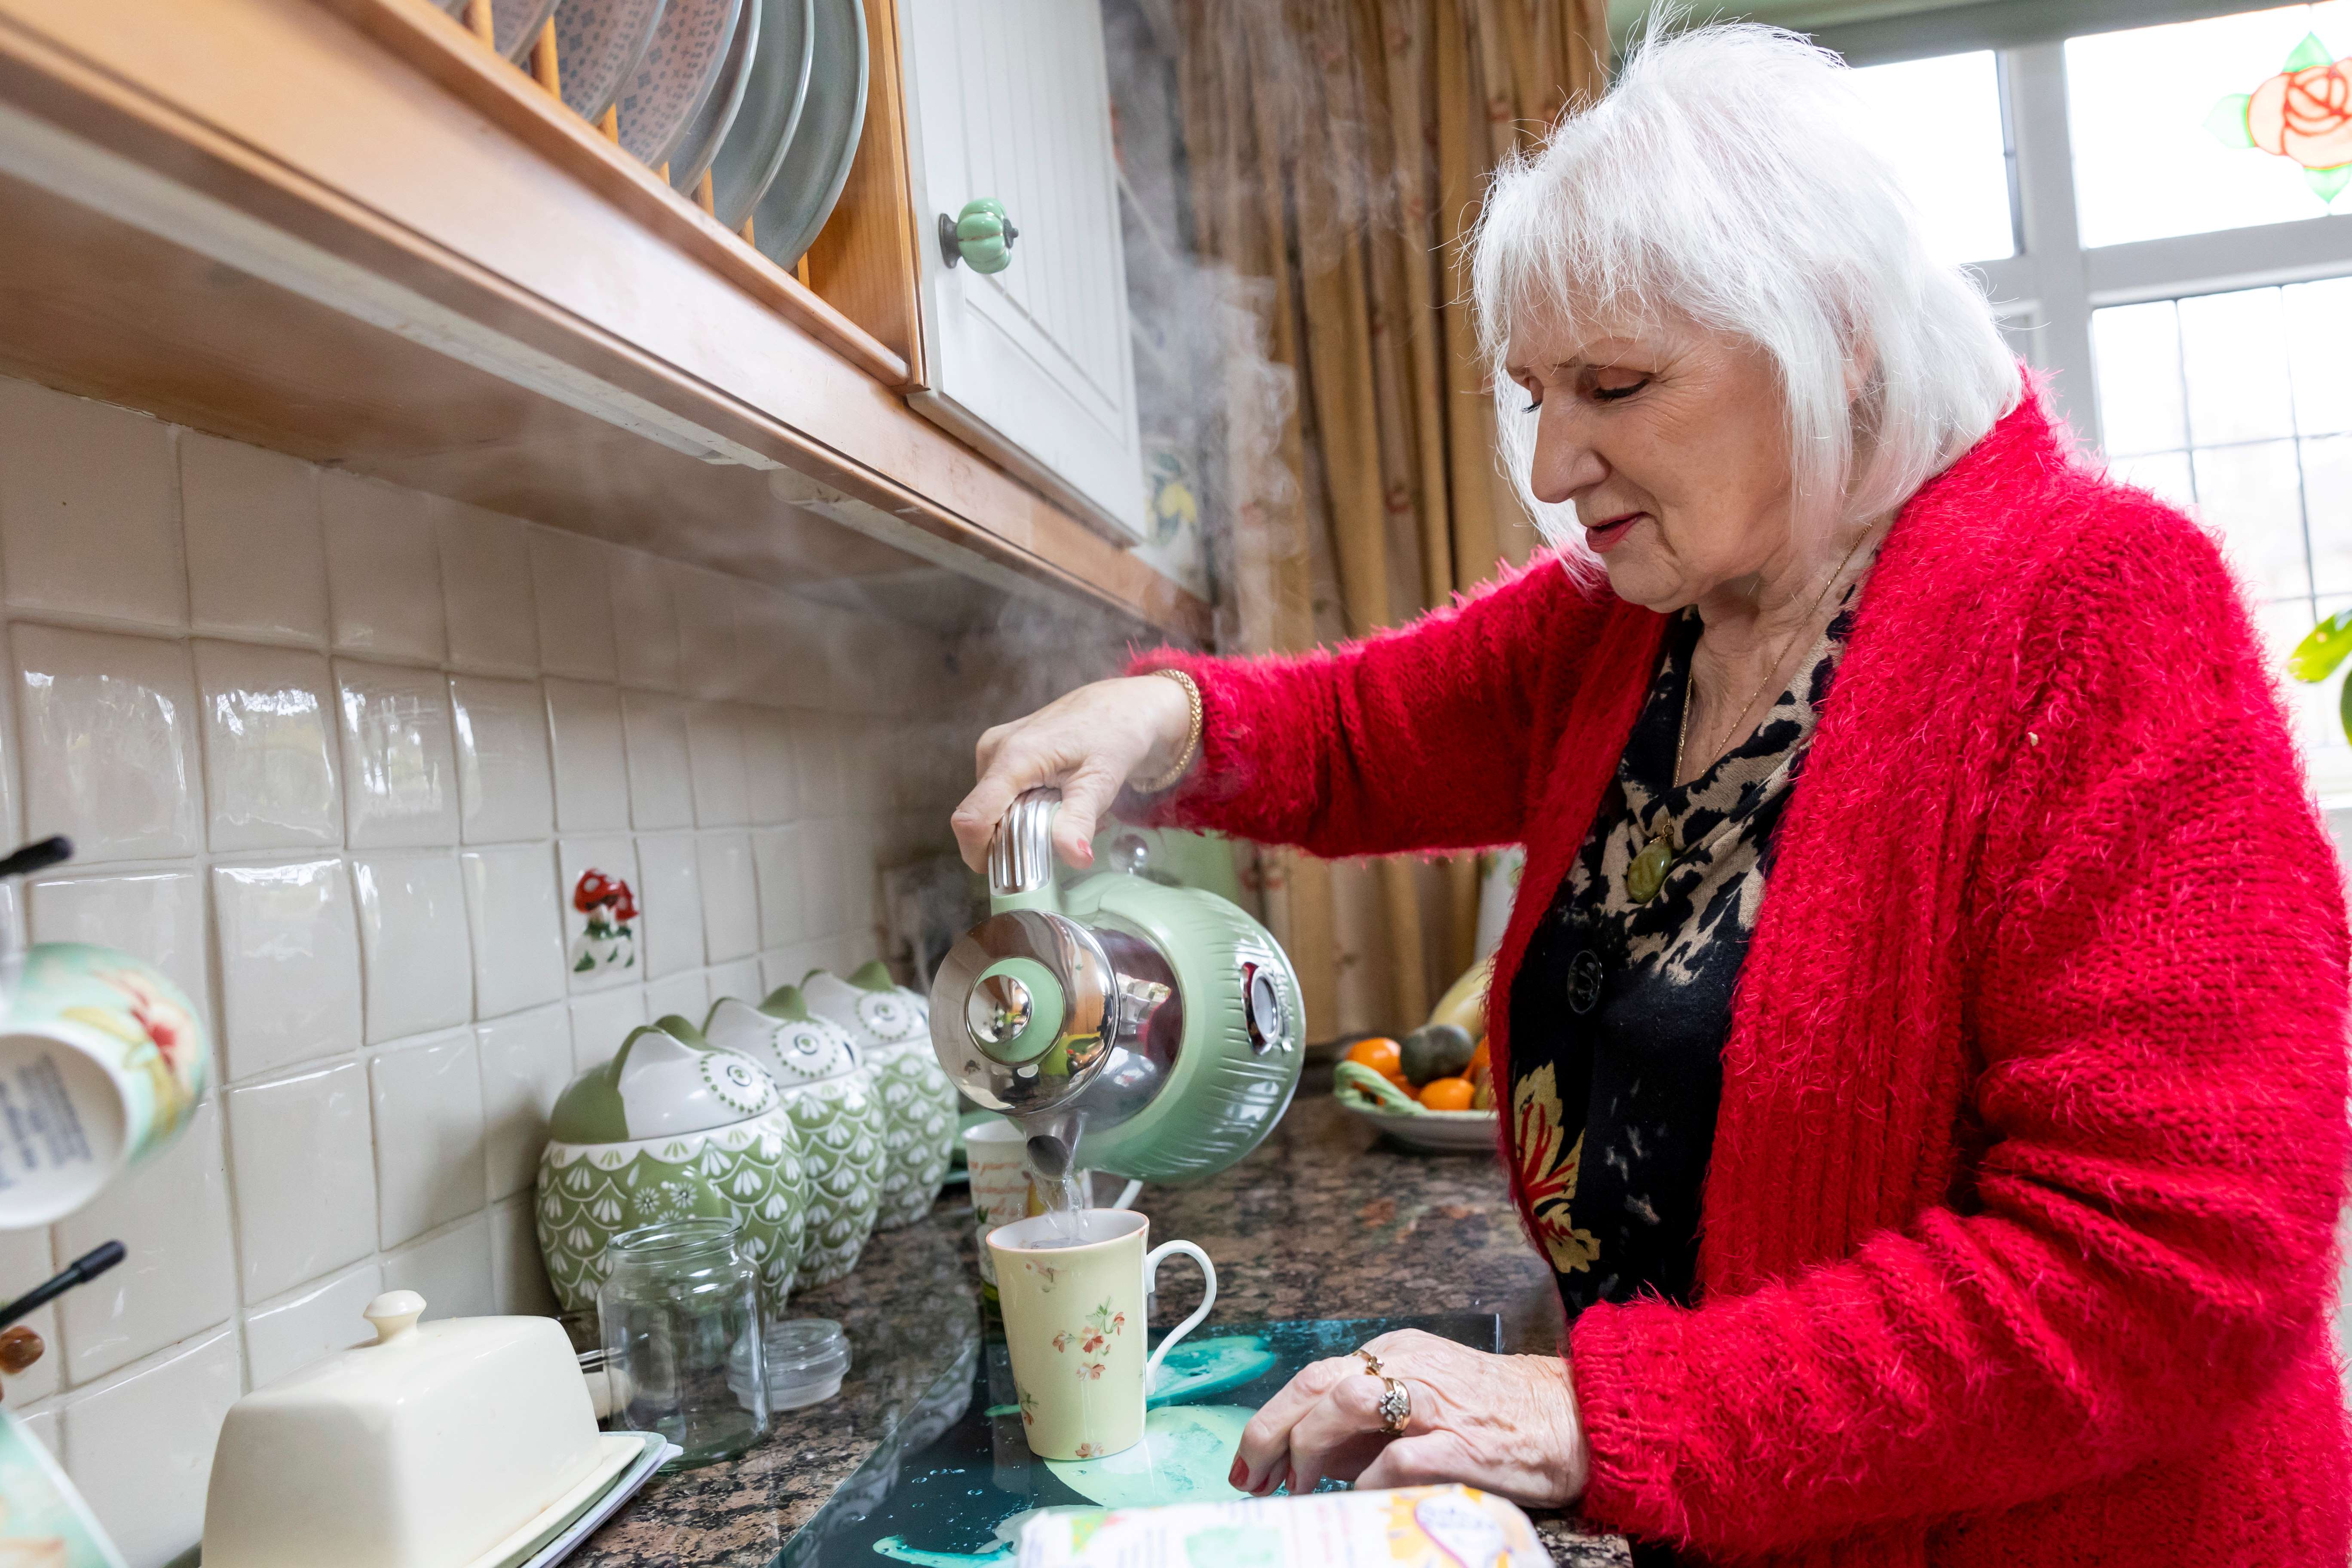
[571,1090,1630,1568]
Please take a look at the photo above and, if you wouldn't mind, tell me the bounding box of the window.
[1846,51,2017,264]
[1894,15,2352,797]
[2067,3,2352,247]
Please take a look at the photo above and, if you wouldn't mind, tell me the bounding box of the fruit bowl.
[1333,1061,1499,1154]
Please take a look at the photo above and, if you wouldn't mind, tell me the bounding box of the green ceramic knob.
[939,197,1020,274]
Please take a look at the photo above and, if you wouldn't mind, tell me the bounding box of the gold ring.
[1376,1374,1411,1435]
[1352,1348,1383,1376]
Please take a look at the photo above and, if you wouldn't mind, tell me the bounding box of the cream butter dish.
[202,1291,604,1568]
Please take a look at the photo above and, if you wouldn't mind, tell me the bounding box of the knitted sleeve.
[1125,556,1623,857]
[1567,502,2352,1556]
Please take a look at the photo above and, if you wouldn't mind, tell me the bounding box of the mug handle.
[1141,1240,1216,1395]
[1109,1179,1143,1210]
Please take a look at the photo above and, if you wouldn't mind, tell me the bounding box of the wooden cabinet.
[0,0,1204,641]
[900,0,1147,542]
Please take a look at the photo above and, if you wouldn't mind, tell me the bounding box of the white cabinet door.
[900,0,1146,540]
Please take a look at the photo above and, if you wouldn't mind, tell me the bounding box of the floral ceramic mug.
[0,942,208,1227]
[987,1209,1216,1462]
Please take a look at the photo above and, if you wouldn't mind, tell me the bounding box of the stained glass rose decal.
[2210,33,2352,204]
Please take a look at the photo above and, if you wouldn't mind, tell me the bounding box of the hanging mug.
[0,942,209,1227]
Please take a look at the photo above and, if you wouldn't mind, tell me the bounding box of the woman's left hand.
[1227,1329,1590,1506]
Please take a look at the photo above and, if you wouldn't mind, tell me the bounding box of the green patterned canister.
[702,992,888,1285]
[802,964,959,1230]
[535,1108,811,1313]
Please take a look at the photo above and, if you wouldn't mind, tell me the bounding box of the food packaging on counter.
[1014,1484,1551,1568]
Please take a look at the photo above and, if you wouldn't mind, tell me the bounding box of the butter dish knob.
[362,1291,427,1345]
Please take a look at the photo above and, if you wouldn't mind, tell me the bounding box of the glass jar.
[598,1220,769,1467]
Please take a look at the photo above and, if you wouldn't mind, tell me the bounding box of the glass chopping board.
[779,1313,1502,1568]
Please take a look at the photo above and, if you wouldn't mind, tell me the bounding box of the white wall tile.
[643,971,708,1027]
[0,1229,59,1405]
[741,708,798,824]
[352,852,472,1041]
[478,1006,569,1202]
[544,678,629,832]
[556,836,640,993]
[460,844,565,1019]
[211,860,361,1082]
[672,564,739,700]
[369,1029,486,1248]
[620,690,693,830]
[17,1408,56,1461]
[26,869,211,1039]
[686,702,748,825]
[793,710,845,816]
[382,1213,494,1321]
[58,1097,234,1386]
[194,640,341,851]
[0,380,184,632]
[698,832,758,963]
[322,472,444,662]
[490,1194,558,1316]
[763,946,828,997]
[15,623,198,860]
[707,958,763,1007]
[242,1261,381,1390]
[802,825,845,937]
[182,433,327,645]
[751,826,806,948]
[225,1061,376,1302]
[451,674,554,843]
[608,548,680,690]
[439,503,539,674]
[61,1326,239,1568]
[568,988,646,1074]
[634,833,704,978]
[529,529,616,680]
[336,658,459,848]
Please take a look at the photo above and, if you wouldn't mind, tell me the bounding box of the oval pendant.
[1626,836,1673,903]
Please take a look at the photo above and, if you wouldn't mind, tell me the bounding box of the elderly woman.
[951,23,2351,1566]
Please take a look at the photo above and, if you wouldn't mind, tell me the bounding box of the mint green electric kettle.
[928,788,1304,1185]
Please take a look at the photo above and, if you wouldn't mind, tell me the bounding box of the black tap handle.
[0,837,72,882]
[0,1240,123,1333]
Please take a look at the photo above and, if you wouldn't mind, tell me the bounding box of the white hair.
[1471,20,2021,560]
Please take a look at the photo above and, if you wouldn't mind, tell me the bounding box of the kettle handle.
[989,788,1063,907]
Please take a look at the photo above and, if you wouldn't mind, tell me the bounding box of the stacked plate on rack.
[448,0,868,270]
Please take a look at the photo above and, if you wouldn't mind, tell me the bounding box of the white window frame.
[1975,40,2352,450]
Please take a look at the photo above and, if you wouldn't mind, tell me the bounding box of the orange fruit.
[1467,1037,1490,1076]
[1419,1076,1475,1112]
[1345,1037,1402,1079]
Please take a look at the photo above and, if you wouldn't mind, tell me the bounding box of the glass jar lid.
[727,1317,850,1410]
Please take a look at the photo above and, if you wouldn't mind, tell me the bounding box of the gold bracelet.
[1135,668,1203,793]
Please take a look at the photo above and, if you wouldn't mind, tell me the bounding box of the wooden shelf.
[0,0,1208,641]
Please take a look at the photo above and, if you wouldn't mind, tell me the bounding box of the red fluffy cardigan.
[1134,394,2352,1565]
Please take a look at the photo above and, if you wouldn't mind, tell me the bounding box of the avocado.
[1399,1023,1475,1087]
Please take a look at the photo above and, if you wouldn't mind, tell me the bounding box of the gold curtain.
[1174,0,1609,1039]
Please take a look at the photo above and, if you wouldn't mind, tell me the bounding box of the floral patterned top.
[1506,579,1862,1318]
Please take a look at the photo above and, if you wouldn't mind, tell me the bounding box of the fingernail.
[1228,1458,1246,1488]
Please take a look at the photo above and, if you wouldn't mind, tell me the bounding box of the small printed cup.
[0,1406,123,1565]
[964,1120,1143,1287]
[987,1209,1215,1462]
[0,943,209,1228]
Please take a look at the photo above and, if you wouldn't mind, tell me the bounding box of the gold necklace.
[1624,527,1876,906]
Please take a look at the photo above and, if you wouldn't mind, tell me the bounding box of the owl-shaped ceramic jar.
[801,962,959,1230]
[533,1023,811,1312]
[702,990,887,1285]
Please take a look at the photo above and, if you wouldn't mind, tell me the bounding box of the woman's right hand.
[950,674,1194,873]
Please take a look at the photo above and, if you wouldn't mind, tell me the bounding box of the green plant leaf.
[2309,164,2352,202]
[2287,31,2334,71]
[2289,609,2352,681]
[2206,93,2257,147]
[2340,668,2352,747]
